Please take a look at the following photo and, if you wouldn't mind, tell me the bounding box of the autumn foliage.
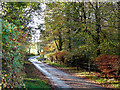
[48,50,89,70]
[44,46,50,52]
[55,51,68,63]
[2,20,27,88]
[94,54,120,78]
[44,43,56,53]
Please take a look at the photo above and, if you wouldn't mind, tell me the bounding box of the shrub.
[94,54,120,78]
[2,20,26,88]
[40,52,45,58]
[49,54,54,62]
[48,53,55,62]
[55,51,68,64]
[64,52,73,66]
[64,52,89,70]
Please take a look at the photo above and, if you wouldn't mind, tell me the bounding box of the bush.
[55,51,68,64]
[94,54,120,78]
[53,50,90,70]
[64,52,73,66]
[64,52,89,70]
[2,20,26,88]
[48,53,55,62]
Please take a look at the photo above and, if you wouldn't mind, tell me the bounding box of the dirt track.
[29,56,107,89]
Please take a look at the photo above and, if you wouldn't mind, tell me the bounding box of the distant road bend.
[28,56,106,90]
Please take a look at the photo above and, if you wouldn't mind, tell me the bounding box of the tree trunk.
[117,2,120,49]
[67,30,72,52]
[59,35,62,51]
[81,2,86,24]
[29,48,31,54]
[54,36,63,51]
[54,37,59,51]
[117,1,120,86]
[95,2,101,56]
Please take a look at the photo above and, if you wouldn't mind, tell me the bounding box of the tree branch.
[89,1,96,10]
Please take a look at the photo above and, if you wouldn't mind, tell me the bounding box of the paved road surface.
[28,56,107,89]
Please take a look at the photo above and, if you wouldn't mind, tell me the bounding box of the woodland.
[1,1,120,88]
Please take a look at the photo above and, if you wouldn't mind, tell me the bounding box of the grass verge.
[23,60,52,89]
[43,60,119,88]
[43,60,67,68]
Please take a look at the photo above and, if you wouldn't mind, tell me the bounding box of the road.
[28,56,107,89]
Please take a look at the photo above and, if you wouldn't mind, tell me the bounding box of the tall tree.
[117,2,120,52]
[95,2,101,56]
[41,2,119,57]
[44,2,66,51]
